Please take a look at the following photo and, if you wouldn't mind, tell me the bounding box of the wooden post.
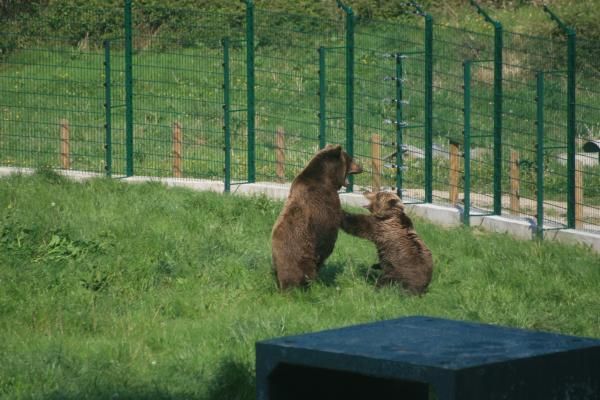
[449,141,459,204]
[510,149,520,213]
[575,165,583,229]
[172,121,182,178]
[276,126,285,182]
[60,119,70,169]
[371,134,381,191]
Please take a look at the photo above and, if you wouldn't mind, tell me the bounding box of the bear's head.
[363,191,404,216]
[301,144,362,189]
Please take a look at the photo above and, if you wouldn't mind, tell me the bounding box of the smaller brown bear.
[341,191,433,294]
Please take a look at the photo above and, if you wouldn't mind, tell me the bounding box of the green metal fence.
[104,37,125,178]
[353,15,429,200]
[0,33,107,174]
[1,1,599,235]
[125,2,245,180]
[251,8,343,185]
[575,38,600,231]
[432,23,496,213]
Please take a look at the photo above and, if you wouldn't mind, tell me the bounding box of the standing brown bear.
[271,144,362,289]
[341,191,433,294]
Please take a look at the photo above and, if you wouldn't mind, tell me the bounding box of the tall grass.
[0,171,599,399]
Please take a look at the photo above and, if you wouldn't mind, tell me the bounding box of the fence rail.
[1,1,599,235]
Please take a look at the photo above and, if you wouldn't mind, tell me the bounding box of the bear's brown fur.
[271,145,362,289]
[341,191,433,294]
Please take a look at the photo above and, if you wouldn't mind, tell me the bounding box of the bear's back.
[373,214,433,293]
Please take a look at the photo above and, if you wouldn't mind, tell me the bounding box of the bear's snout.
[348,160,362,175]
[342,158,362,187]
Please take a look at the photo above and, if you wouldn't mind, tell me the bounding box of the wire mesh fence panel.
[353,19,426,201]
[499,64,538,221]
[106,38,127,177]
[575,70,600,232]
[128,5,244,180]
[1,2,600,235]
[252,9,345,184]
[465,61,495,217]
[499,32,560,223]
[0,33,107,175]
[321,46,347,153]
[577,37,600,77]
[574,39,600,233]
[540,72,570,230]
[226,41,249,186]
[432,24,495,207]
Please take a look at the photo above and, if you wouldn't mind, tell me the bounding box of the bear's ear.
[387,197,402,210]
[385,197,404,212]
[323,144,342,157]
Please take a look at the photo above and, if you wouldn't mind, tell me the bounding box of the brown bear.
[271,144,362,289]
[341,191,433,294]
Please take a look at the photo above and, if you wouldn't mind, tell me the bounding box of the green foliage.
[2,0,600,41]
[553,1,600,72]
[552,1,599,40]
[0,0,44,18]
[0,173,599,398]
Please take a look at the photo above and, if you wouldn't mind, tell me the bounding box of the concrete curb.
[1,167,599,253]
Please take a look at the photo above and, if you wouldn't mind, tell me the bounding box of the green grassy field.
[0,170,599,399]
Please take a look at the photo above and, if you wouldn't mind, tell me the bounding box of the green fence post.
[318,46,327,150]
[536,71,545,239]
[463,60,472,226]
[103,40,112,178]
[124,0,134,177]
[543,5,576,229]
[493,23,503,216]
[223,38,231,193]
[411,1,433,203]
[246,0,256,183]
[424,14,433,203]
[470,0,502,216]
[395,54,404,196]
[566,31,576,229]
[337,0,354,192]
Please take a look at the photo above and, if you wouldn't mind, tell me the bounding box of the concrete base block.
[547,229,600,253]
[407,203,462,227]
[124,176,225,193]
[234,182,290,200]
[475,215,536,240]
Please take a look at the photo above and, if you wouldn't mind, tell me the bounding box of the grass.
[0,170,599,399]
